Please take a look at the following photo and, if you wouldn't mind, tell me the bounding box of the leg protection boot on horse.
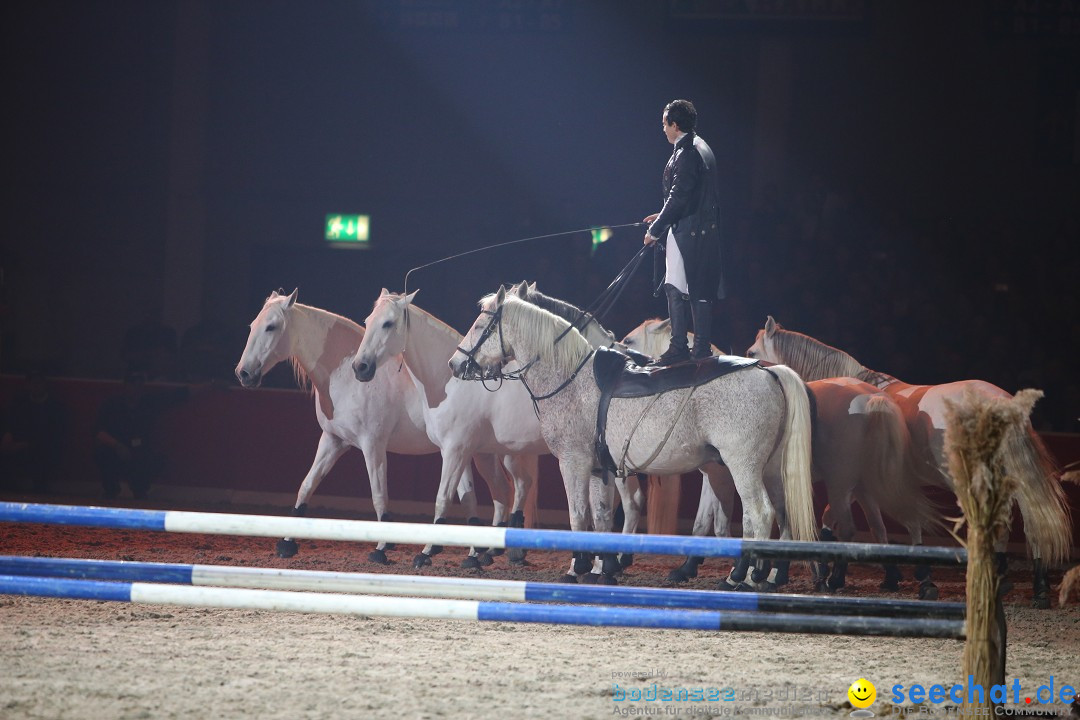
[276,503,308,559]
[1032,558,1051,609]
[690,299,714,359]
[650,285,690,366]
[668,556,704,582]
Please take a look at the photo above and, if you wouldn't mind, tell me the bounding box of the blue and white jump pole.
[0,555,966,619]
[0,502,968,565]
[0,573,965,639]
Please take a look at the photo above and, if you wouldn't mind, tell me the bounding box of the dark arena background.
[2,2,1079,718]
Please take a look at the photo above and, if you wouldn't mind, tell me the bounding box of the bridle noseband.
[456,301,592,408]
[455,304,518,384]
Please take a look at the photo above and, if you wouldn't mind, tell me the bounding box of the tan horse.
[747,316,1072,608]
[624,318,943,595]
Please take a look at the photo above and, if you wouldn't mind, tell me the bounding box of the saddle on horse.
[592,346,758,477]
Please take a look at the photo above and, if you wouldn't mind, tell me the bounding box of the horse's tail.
[1005,421,1072,565]
[770,364,817,543]
[862,395,945,536]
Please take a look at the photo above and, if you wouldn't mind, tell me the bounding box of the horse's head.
[746,315,782,363]
[235,289,298,388]
[620,318,670,359]
[449,285,517,380]
[352,288,416,382]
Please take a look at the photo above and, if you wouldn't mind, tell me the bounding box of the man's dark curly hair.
[663,99,697,133]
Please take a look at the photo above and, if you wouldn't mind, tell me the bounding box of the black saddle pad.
[593,346,759,399]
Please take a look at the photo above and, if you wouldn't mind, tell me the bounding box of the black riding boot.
[651,285,690,366]
[691,299,713,359]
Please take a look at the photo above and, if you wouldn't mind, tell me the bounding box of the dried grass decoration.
[944,388,1043,708]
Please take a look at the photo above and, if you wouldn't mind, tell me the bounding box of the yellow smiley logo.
[848,678,876,709]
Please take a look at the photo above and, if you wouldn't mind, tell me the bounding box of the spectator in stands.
[93,370,187,500]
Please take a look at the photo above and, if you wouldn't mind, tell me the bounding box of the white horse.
[747,316,1072,607]
[513,282,729,571]
[350,289,553,570]
[234,289,491,564]
[623,318,943,595]
[451,287,818,588]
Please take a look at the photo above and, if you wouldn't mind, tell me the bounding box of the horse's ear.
[285,288,298,308]
[657,318,671,330]
[765,316,777,337]
[513,282,528,299]
[496,286,507,305]
[379,288,390,298]
[403,289,419,304]
[527,281,537,293]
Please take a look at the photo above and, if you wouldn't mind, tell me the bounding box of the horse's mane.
[770,324,883,383]
[270,299,363,394]
[486,295,593,375]
[524,288,616,344]
[380,292,463,342]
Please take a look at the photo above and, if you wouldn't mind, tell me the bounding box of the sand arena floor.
[2,495,1078,720]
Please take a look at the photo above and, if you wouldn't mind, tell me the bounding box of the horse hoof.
[667,568,691,583]
[1032,596,1051,610]
[461,555,482,569]
[428,545,443,557]
[559,574,578,584]
[918,582,939,601]
[619,553,634,569]
[734,582,756,592]
[826,576,846,591]
[368,549,392,565]
[572,556,592,575]
[488,548,505,557]
[879,580,901,592]
[599,574,618,586]
[413,553,432,568]
[814,580,829,593]
[507,549,527,564]
[580,573,601,585]
[275,539,299,558]
[383,543,396,551]
[477,552,495,567]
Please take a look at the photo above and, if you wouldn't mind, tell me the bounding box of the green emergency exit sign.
[325,214,370,246]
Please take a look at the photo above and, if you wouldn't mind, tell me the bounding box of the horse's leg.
[279,431,349,558]
[613,473,644,569]
[415,446,472,568]
[726,463,774,591]
[1032,552,1051,610]
[460,456,501,569]
[558,456,593,583]
[904,520,939,601]
[359,440,398,565]
[581,474,619,585]
[502,453,538,565]
[669,474,716,582]
[860,500,902,591]
[813,504,836,589]
[824,498,857,592]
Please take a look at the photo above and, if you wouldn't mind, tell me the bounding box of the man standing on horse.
[643,99,725,366]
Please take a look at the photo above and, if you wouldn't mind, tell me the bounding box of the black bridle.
[454,305,515,384]
[455,300,593,408]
